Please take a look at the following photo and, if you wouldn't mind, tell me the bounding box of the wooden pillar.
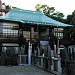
[37,25,39,56]
[49,27,52,42]
[57,27,59,54]
[36,25,40,65]
[31,27,34,39]
[48,27,52,70]
[19,23,23,47]
[37,25,40,46]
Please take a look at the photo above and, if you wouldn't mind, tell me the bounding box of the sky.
[2,0,75,17]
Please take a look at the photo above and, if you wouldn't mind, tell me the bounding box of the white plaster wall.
[3,22,19,26]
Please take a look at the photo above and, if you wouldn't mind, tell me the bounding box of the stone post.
[28,41,32,65]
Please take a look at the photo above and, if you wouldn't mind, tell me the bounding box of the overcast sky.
[2,0,75,17]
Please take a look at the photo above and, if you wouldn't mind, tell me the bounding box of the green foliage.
[35,4,64,21]
[35,4,41,11]
[35,4,55,16]
[72,10,75,16]
[67,15,72,24]
[65,10,75,40]
[67,10,75,25]
[6,5,11,9]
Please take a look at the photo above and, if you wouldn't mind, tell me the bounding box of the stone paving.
[0,65,54,75]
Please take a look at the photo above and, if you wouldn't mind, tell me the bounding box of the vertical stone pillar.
[54,45,58,71]
[28,41,32,65]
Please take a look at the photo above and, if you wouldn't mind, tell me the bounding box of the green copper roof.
[0,8,72,27]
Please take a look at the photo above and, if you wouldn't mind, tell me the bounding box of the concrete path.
[0,65,54,75]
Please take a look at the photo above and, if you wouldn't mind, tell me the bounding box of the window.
[3,24,19,38]
[53,28,63,39]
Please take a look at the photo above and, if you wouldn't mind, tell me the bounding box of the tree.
[6,5,11,9]
[35,4,41,11]
[53,11,64,19]
[35,4,55,16]
[70,10,75,25]
[64,10,75,42]
[66,15,72,24]
[35,4,64,21]
[66,10,75,25]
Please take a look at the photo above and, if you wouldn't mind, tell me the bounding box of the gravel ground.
[0,65,54,75]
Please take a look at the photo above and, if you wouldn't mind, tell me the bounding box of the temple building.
[0,8,72,70]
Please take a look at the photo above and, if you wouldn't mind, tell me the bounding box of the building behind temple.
[0,0,9,16]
